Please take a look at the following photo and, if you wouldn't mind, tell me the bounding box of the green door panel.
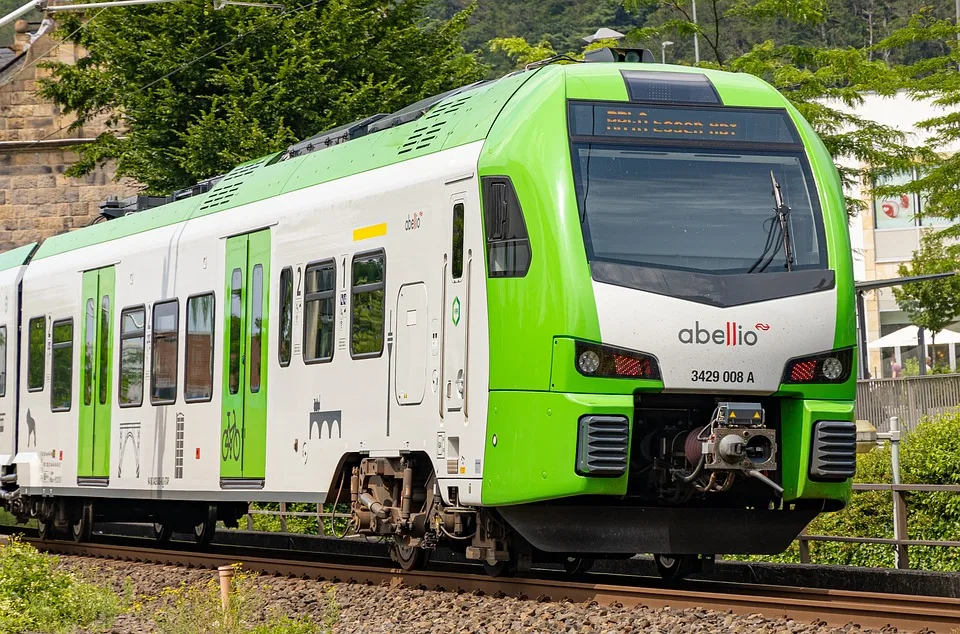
[244,229,270,479]
[220,229,270,484]
[78,266,114,481]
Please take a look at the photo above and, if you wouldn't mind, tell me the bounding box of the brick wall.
[0,21,137,251]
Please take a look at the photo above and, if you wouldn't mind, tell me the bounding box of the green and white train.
[0,49,858,578]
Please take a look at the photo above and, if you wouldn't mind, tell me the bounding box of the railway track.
[26,537,960,633]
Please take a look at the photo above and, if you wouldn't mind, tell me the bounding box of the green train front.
[477,61,857,558]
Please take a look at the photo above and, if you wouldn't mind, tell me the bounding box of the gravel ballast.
[57,555,922,633]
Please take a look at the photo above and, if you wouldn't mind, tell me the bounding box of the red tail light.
[782,348,854,384]
[789,360,817,382]
[575,341,661,380]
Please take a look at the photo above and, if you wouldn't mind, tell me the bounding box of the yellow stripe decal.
[352,223,387,241]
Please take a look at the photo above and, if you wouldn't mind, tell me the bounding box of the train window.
[303,260,335,364]
[229,268,242,395]
[51,319,73,412]
[27,316,44,392]
[278,267,292,367]
[250,265,263,393]
[452,203,464,279]
[185,293,215,402]
[99,295,110,406]
[84,299,94,405]
[351,251,385,358]
[482,177,530,278]
[119,306,145,407]
[0,325,7,398]
[151,300,179,405]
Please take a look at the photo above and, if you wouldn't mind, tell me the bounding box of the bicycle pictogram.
[221,410,241,462]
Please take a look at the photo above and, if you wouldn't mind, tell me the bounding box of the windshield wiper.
[769,170,795,272]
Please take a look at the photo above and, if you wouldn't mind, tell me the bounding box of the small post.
[246,502,253,531]
[798,530,811,564]
[888,416,908,569]
[218,565,234,613]
[279,501,288,533]
[317,502,326,536]
[889,416,902,486]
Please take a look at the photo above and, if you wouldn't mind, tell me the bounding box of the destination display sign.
[569,103,799,145]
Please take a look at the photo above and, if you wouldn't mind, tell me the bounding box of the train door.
[443,196,468,415]
[220,229,271,487]
[78,265,115,484]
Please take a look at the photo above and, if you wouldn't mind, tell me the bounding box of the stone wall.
[0,21,136,252]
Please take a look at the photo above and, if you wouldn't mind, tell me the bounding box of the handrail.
[463,250,472,421]
[438,257,447,421]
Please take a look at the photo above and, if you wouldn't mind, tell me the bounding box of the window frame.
[278,266,293,368]
[118,304,146,409]
[349,249,386,360]
[452,202,465,280]
[50,318,73,412]
[302,259,337,365]
[184,292,216,404]
[150,299,180,406]
[27,315,45,392]
[249,265,264,393]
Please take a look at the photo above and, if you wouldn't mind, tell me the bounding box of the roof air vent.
[397,93,474,156]
[585,47,655,64]
[198,157,267,211]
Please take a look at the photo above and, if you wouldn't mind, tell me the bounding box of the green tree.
[38,0,484,193]
[891,231,960,350]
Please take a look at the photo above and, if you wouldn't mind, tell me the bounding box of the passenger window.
[303,261,335,363]
[278,267,292,367]
[51,319,73,412]
[185,294,215,402]
[28,317,44,391]
[0,325,7,398]
[250,265,263,392]
[99,295,110,406]
[452,203,464,279]
[151,300,179,405]
[84,299,94,405]
[351,252,385,357]
[229,269,242,395]
[119,307,145,407]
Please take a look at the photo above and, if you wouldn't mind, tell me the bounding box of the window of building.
[351,252,385,357]
[185,294,215,402]
[304,260,335,363]
[151,300,179,405]
[279,267,292,367]
[250,265,263,392]
[452,203,465,279]
[51,319,72,412]
[28,316,44,392]
[229,269,242,395]
[119,306,145,407]
[0,325,7,398]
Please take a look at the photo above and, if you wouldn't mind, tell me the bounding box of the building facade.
[0,21,136,252]
[845,93,960,378]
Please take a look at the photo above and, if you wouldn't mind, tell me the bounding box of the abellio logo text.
[678,322,771,347]
[405,212,424,231]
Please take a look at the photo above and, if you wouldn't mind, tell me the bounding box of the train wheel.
[194,506,217,546]
[482,559,517,578]
[390,542,430,571]
[37,520,54,540]
[654,554,692,583]
[153,522,173,543]
[562,557,593,576]
[71,503,93,543]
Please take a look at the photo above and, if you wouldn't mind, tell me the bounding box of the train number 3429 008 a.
[690,370,755,383]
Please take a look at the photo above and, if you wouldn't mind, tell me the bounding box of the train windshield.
[568,103,826,275]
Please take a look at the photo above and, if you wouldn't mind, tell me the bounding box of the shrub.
[151,565,337,634]
[0,536,121,633]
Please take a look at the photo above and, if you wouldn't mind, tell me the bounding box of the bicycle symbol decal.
[221,410,241,462]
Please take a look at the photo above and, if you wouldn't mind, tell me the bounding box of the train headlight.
[781,348,853,384]
[821,357,843,380]
[578,350,601,374]
[574,341,661,380]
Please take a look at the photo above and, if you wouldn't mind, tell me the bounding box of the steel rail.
[27,538,960,633]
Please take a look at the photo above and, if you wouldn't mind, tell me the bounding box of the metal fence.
[856,373,960,432]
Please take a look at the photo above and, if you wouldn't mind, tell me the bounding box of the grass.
[147,564,339,634]
[0,535,123,633]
